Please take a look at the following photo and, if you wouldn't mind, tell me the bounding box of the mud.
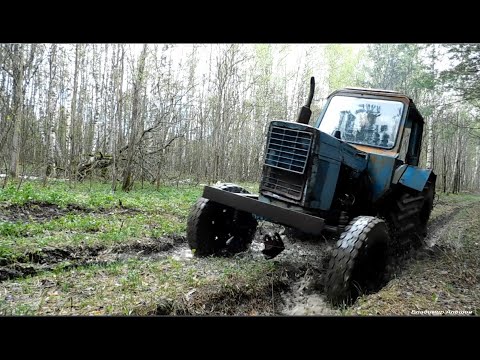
[0,201,87,223]
[248,222,339,315]
[113,234,184,254]
[0,200,141,224]
[0,235,187,282]
[171,247,194,261]
[261,200,474,316]
[176,269,290,316]
[0,200,157,282]
[281,282,339,315]
[424,205,464,248]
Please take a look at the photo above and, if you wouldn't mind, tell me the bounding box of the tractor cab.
[314,87,424,167]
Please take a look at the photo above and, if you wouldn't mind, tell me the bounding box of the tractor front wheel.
[325,216,389,306]
[187,183,258,257]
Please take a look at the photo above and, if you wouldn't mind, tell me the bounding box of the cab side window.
[406,115,423,166]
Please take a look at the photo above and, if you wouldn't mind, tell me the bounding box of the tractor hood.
[261,120,369,210]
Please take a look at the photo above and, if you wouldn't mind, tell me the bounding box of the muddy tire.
[187,183,258,257]
[387,175,436,250]
[325,216,389,306]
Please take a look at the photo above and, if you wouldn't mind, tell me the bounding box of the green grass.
[435,192,480,205]
[0,181,203,260]
[0,255,278,316]
[0,179,258,263]
[0,181,204,212]
[429,192,480,223]
[0,213,184,259]
[0,180,259,213]
[0,179,279,316]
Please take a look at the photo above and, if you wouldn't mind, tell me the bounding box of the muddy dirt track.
[0,236,184,282]
[0,196,479,315]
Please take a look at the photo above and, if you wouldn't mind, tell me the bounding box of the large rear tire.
[325,216,389,306]
[187,183,258,257]
[387,176,436,250]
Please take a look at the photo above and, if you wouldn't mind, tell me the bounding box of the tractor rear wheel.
[187,183,258,257]
[325,216,389,306]
[388,177,436,250]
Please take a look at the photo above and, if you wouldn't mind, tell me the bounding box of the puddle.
[250,240,264,252]
[171,247,194,261]
[279,268,339,316]
[283,293,337,315]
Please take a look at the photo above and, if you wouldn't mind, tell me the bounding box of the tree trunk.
[425,115,434,169]
[475,141,480,190]
[9,44,24,179]
[122,44,148,192]
[45,44,58,180]
[451,114,462,194]
[69,44,80,181]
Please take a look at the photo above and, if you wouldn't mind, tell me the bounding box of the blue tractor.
[186,77,436,305]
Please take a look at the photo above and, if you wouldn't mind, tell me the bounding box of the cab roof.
[329,87,412,101]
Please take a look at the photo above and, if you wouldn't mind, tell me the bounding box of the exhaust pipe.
[296,76,315,124]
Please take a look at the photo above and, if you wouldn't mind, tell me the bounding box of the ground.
[0,180,478,316]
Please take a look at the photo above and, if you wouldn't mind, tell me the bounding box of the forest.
[0,43,479,316]
[1,44,479,192]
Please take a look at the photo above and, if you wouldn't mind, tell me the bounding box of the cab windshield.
[318,95,405,149]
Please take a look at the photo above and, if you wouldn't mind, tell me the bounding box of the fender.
[392,164,433,192]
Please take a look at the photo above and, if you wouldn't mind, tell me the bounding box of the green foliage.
[365,44,434,97]
[441,44,480,105]
[324,44,366,92]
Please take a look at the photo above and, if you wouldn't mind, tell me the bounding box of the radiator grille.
[261,167,305,200]
[264,126,312,174]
